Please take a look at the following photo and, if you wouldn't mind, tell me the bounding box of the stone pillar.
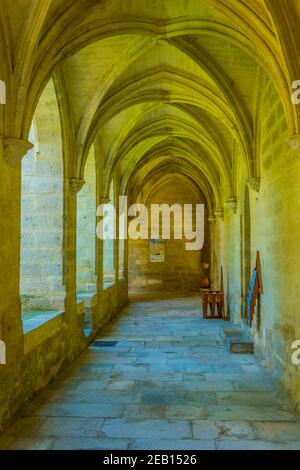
[225,196,238,214]
[247,177,260,193]
[213,208,225,290]
[114,182,120,287]
[94,195,107,329]
[0,137,32,426]
[64,177,85,352]
[208,216,216,288]
[96,196,108,293]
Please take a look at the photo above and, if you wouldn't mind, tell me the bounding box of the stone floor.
[1,295,300,450]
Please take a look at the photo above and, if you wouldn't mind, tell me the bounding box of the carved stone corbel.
[2,137,33,168]
[247,177,260,192]
[99,196,111,204]
[69,178,85,193]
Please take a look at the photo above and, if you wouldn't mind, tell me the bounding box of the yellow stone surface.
[0,0,300,435]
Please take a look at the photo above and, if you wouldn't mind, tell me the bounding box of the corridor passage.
[1,296,300,450]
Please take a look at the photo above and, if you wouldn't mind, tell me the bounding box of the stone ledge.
[23,310,63,355]
[103,281,115,290]
[76,292,97,308]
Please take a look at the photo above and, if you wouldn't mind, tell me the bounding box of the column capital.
[214,208,224,220]
[288,134,300,152]
[247,177,260,192]
[69,177,85,193]
[99,196,111,204]
[225,196,237,213]
[1,137,33,168]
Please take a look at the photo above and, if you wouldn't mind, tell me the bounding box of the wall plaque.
[149,239,165,262]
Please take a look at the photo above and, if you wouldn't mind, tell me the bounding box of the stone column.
[213,208,225,290]
[64,177,85,352]
[225,196,238,214]
[0,137,32,427]
[94,195,108,329]
[114,181,120,288]
[208,215,216,289]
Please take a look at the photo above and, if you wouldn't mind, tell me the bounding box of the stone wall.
[128,175,210,296]
[0,280,127,432]
[222,75,300,409]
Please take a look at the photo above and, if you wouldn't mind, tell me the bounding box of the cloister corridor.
[1,295,300,451]
[1,0,300,455]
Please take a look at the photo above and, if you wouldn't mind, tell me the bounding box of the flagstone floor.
[1,295,300,450]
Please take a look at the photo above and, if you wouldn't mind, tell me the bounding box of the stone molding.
[214,208,224,219]
[69,178,85,193]
[1,137,33,168]
[99,196,111,204]
[225,196,238,213]
[247,177,260,192]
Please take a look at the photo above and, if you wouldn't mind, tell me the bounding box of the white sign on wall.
[0,80,6,104]
[0,340,6,365]
[150,239,165,263]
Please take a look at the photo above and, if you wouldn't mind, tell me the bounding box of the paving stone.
[165,405,207,420]
[106,381,135,391]
[129,439,216,450]
[217,439,300,450]
[233,380,276,392]
[37,417,104,437]
[122,405,166,419]
[252,421,300,441]
[216,391,289,406]
[205,405,299,422]
[52,437,129,450]
[215,421,255,440]
[102,419,192,439]
[192,420,219,439]
[25,403,124,418]
[1,296,299,450]
[54,391,142,404]
[179,381,235,392]
[142,391,217,406]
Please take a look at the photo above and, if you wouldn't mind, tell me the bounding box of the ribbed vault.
[1,0,300,212]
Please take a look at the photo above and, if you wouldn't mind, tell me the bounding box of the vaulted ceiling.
[1,0,299,214]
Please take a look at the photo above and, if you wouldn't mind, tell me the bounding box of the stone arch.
[20,79,65,314]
